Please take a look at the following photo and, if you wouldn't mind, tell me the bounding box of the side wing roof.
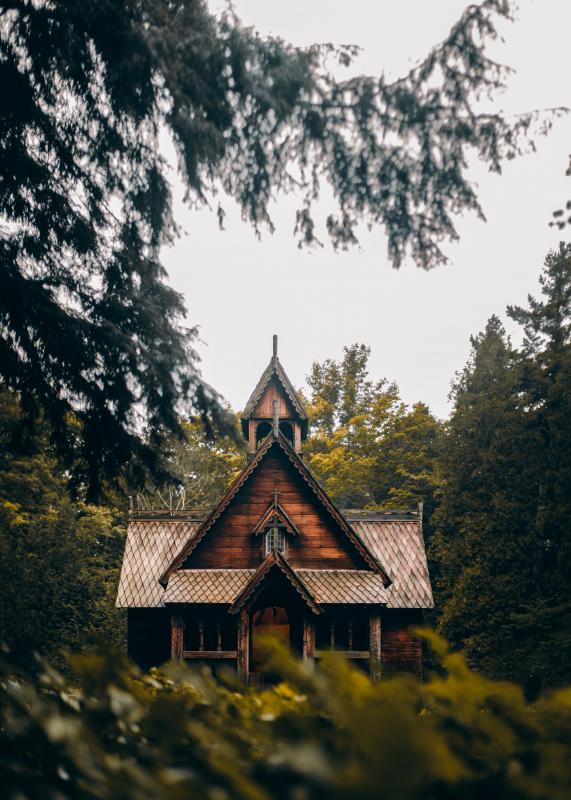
[116,516,202,607]
[344,511,433,609]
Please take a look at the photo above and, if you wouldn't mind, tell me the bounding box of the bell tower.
[241,335,308,455]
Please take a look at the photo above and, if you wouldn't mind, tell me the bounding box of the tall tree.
[304,344,442,514]
[0,0,547,495]
[507,242,571,681]
[0,392,126,670]
[432,245,571,691]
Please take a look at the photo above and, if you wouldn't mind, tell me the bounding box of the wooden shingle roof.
[116,510,430,609]
[162,567,388,606]
[116,517,202,608]
[228,551,321,615]
[241,355,308,435]
[346,513,433,609]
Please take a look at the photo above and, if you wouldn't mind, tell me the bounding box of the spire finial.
[272,334,278,361]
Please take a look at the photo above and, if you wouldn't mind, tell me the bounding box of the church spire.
[241,335,307,454]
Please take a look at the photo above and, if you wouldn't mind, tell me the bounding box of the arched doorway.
[251,606,290,672]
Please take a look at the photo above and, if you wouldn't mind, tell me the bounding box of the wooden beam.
[182,650,237,660]
[302,618,316,665]
[315,650,369,660]
[171,613,184,661]
[237,608,249,681]
[369,613,382,681]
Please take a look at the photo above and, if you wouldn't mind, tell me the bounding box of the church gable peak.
[241,335,308,453]
[160,435,390,583]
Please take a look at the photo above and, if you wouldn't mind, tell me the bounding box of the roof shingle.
[116,518,200,607]
[349,518,433,608]
[116,512,433,609]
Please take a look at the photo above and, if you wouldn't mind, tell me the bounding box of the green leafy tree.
[3,633,571,800]
[135,417,246,512]
[0,391,126,670]
[0,0,549,496]
[304,344,442,515]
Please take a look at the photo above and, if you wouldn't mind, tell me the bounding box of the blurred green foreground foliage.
[1,632,570,800]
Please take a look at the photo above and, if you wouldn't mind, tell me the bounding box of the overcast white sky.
[161,0,571,419]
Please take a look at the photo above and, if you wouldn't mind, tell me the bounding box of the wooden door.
[251,606,290,671]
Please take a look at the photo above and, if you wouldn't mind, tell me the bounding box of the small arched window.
[265,526,286,555]
[255,421,272,448]
[279,421,294,446]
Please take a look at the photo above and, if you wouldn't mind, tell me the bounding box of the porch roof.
[163,567,388,606]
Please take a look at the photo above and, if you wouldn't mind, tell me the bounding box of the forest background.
[1,241,570,695]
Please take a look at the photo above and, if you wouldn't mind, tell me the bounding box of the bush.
[1,632,571,800]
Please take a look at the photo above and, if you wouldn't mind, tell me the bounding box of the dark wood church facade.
[117,338,433,681]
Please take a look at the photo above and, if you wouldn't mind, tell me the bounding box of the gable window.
[265,526,286,555]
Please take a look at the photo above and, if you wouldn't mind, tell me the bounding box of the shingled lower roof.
[116,517,201,607]
[299,570,388,605]
[164,569,255,604]
[163,568,387,606]
[117,510,432,609]
[346,515,433,609]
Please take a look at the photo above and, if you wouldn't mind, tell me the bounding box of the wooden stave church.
[117,337,433,681]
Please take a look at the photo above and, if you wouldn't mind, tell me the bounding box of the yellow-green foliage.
[2,632,571,800]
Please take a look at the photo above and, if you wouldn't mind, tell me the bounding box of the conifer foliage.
[432,243,571,692]
[0,0,545,496]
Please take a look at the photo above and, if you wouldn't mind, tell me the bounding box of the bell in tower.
[241,335,308,455]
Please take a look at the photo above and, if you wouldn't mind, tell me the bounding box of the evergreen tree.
[0,0,545,495]
[432,250,571,691]
[507,242,571,684]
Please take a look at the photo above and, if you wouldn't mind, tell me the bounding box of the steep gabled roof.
[160,432,392,585]
[228,550,321,615]
[241,355,308,436]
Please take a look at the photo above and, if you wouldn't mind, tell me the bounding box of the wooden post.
[302,617,316,666]
[248,420,256,453]
[171,613,184,661]
[369,613,382,681]
[237,608,249,681]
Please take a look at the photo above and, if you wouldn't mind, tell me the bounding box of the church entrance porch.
[170,604,382,683]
